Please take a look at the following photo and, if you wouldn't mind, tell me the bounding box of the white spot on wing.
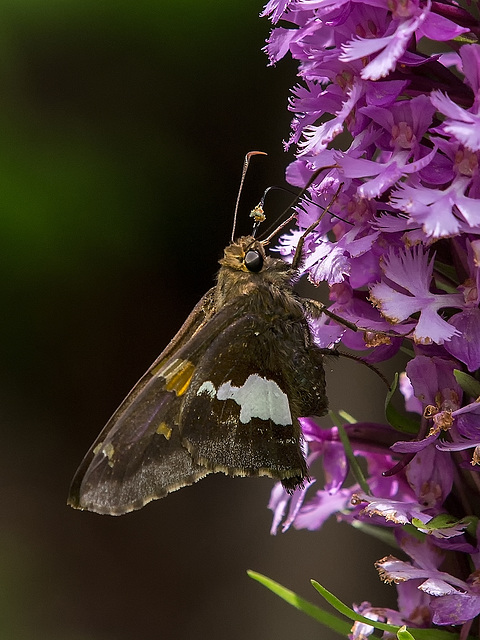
[197,380,216,397]
[217,374,292,425]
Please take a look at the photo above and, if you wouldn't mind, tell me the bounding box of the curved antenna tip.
[231,151,268,242]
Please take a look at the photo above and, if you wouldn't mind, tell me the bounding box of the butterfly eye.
[244,249,263,273]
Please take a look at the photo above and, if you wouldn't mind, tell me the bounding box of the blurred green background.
[0,2,397,639]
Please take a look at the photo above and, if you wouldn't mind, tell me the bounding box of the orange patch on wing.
[156,422,172,440]
[154,358,196,396]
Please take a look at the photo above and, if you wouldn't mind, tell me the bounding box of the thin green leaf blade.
[311,580,469,640]
[397,625,417,640]
[247,571,351,636]
[385,372,420,434]
[454,369,480,398]
[350,520,398,547]
[337,424,370,495]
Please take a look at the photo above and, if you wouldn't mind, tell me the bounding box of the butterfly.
[68,156,343,515]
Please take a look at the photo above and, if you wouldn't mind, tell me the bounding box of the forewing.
[69,384,209,514]
[180,313,314,488]
[68,290,242,515]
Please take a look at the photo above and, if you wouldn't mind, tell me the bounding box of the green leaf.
[247,571,352,637]
[400,345,415,358]
[350,520,398,548]
[385,373,420,434]
[328,409,343,426]
[411,514,478,535]
[453,33,478,44]
[454,370,480,398]
[310,581,469,640]
[397,625,417,640]
[249,572,472,640]
[411,514,460,531]
[433,261,458,284]
[337,424,371,495]
[338,410,357,424]
[432,262,460,294]
[465,516,479,537]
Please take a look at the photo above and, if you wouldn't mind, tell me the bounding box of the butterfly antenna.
[260,165,339,244]
[250,186,294,237]
[231,151,267,243]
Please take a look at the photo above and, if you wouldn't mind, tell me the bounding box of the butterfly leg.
[303,298,358,332]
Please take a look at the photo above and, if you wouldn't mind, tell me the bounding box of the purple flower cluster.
[262,0,480,634]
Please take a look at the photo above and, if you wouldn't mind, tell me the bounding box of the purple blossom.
[262,0,480,634]
[389,175,480,238]
[430,46,480,152]
[369,246,465,344]
[376,554,480,626]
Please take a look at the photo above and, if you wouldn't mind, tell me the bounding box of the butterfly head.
[219,236,266,274]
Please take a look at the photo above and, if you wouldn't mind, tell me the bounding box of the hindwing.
[179,311,326,489]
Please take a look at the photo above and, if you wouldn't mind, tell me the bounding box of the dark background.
[1,2,399,639]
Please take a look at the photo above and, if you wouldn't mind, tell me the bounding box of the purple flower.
[262,0,480,633]
[430,46,480,152]
[369,247,464,344]
[339,2,468,81]
[354,492,427,526]
[376,554,480,626]
[389,175,480,238]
